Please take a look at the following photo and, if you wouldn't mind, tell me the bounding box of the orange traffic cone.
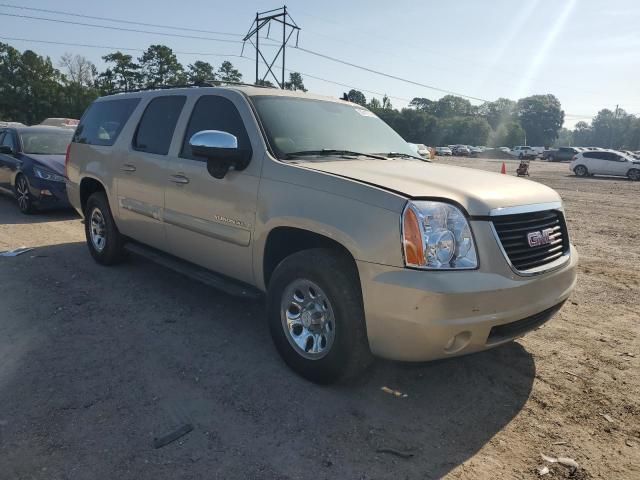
[500,162,506,174]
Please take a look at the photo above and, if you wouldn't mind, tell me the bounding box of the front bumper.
[28,177,71,210]
[357,222,578,361]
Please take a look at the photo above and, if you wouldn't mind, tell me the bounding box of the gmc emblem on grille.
[527,228,555,247]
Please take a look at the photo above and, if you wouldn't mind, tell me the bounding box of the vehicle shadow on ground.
[0,241,535,480]
[565,174,633,182]
[0,194,79,225]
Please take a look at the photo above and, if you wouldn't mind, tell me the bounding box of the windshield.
[251,96,415,159]
[21,130,73,155]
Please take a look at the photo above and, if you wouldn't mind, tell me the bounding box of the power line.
[0,12,255,44]
[294,46,490,103]
[0,36,246,58]
[0,3,243,37]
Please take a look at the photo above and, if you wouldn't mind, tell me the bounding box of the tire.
[519,153,524,159]
[628,168,640,181]
[267,248,372,384]
[84,191,126,265]
[547,155,555,162]
[574,165,588,177]
[14,174,35,214]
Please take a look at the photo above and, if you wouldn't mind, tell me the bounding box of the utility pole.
[242,6,300,89]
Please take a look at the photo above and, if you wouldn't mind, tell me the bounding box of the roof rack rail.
[111,80,279,95]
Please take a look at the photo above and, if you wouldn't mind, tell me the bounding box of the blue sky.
[2,0,639,127]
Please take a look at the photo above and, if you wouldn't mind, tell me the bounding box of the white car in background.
[509,146,538,159]
[436,146,452,156]
[415,143,431,158]
[571,150,640,181]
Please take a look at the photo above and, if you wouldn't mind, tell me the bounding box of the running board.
[124,242,263,300]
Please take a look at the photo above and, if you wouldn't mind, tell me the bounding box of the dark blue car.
[0,126,74,214]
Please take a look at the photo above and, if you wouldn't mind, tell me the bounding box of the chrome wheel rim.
[16,177,29,211]
[280,279,336,360]
[89,207,107,252]
[576,166,586,176]
[630,170,640,181]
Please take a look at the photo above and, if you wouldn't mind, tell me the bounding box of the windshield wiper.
[380,152,429,161]
[284,149,387,160]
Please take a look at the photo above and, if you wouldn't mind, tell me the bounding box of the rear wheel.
[14,174,34,214]
[267,248,372,384]
[628,168,640,181]
[574,165,588,177]
[547,155,555,162]
[84,192,126,265]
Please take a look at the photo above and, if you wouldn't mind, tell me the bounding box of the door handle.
[169,174,190,184]
[120,164,136,172]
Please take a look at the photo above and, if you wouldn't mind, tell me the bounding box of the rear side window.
[583,152,597,159]
[180,95,251,160]
[73,98,140,146]
[133,96,186,155]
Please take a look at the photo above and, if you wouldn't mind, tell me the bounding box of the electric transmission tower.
[242,6,300,88]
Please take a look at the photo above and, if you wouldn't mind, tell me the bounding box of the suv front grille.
[492,210,569,272]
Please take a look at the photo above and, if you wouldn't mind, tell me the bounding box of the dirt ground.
[0,157,638,479]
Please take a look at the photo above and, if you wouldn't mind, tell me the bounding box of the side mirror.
[0,145,13,155]
[189,130,251,179]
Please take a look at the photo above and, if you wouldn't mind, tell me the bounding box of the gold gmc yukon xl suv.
[66,86,578,383]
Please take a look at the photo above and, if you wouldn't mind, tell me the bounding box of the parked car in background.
[452,145,471,156]
[0,121,25,128]
[499,146,511,153]
[509,146,538,159]
[542,147,580,162]
[435,146,452,156]
[0,126,73,213]
[571,150,640,180]
[65,86,577,383]
[40,118,80,129]
[415,143,431,158]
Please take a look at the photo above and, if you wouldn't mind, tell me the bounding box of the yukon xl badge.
[527,228,555,247]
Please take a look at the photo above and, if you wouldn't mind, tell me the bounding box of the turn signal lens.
[402,206,426,266]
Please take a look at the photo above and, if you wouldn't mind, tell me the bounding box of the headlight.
[402,201,478,269]
[33,166,66,183]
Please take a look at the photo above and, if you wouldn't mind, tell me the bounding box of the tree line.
[1,41,638,150]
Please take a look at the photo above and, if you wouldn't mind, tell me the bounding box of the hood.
[298,158,561,216]
[27,154,66,176]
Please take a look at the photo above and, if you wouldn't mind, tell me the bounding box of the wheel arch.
[260,226,359,291]
[79,176,107,214]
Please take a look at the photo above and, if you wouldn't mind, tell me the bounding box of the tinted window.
[73,98,140,146]
[133,96,186,155]
[583,152,597,159]
[181,95,251,160]
[1,131,17,151]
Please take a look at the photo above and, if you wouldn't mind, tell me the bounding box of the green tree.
[489,121,525,147]
[555,128,573,147]
[138,45,185,88]
[255,79,275,87]
[346,89,366,106]
[284,72,307,91]
[479,98,516,130]
[100,52,140,92]
[368,97,381,110]
[187,60,215,85]
[382,94,393,110]
[217,61,242,83]
[517,94,564,146]
[409,97,435,114]
[434,95,474,118]
[571,121,592,146]
[59,53,99,118]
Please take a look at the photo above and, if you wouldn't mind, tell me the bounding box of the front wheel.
[84,192,126,265]
[628,168,640,181]
[267,248,372,384]
[14,174,34,214]
[574,165,588,177]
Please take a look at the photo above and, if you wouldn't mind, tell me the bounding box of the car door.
[0,129,18,189]
[589,152,612,174]
[610,153,631,176]
[164,92,262,285]
[116,95,186,251]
